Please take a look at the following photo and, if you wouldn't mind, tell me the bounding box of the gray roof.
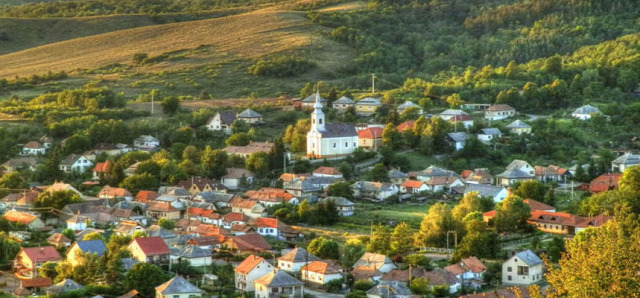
[447,132,469,142]
[480,128,502,135]
[333,96,355,105]
[497,168,533,179]
[515,250,542,266]
[146,225,178,239]
[440,109,466,116]
[237,108,262,118]
[175,245,212,259]
[506,159,531,170]
[196,192,235,203]
[60,154,88,166]
[352,181,396,192]
[156,276,204,294]
[506,120,531,129]
[75,240,107,256]
[302,94,327,103]
[366,281,412,297]
[3,157,38,168]
[322,123,357,138]
[120,258,139,271]
[134,135,159,143]
[322,196,354,206]
[464,184,506,198]
[397,101,419,110]
[158,186,191,196]
[354,252,394,269]
[356,97,381,106]
[255,270,304,287]
[285,179,323,192]
[217,111,237,125]
[388,169,408,179]
[417,166,459,178]
[612,153,640,165]
[46,279,84,294]
[278,247,321,263]
[572,104,601,115]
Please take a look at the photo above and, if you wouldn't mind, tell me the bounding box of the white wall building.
[306,93,358,158]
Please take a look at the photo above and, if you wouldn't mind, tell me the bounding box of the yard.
[400,151,441,171]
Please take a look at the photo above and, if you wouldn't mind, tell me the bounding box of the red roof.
[448,114,473,122]
[189,207,215,217]
[98,186,131,197]
[234,255,266,274]
[313,167,343,176]
[20,246,62,262]
[401,180,425,188]
[20,277,52,288]
[253,217,278,229]
[589,173,622,193]
[23,141,44,149]
[195,224,229,237]
[227,233,272,251]
[396,121,415,132]
[136,190,160,202]
[482,210,496,219]
[460,170,473,179]
[3,210,38,225]
[301,260,341,275]
[224,212,247,222]
[92,160,111,173]
[523,199,555,211]
[131,236,170,256]
[357,127,384,139]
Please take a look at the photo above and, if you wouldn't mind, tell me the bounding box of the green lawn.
[335,201,437,235]
[401,151,440,171]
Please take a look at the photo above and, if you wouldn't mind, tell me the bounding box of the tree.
[132,231,149,238]
[125,263,170,297]
[61,228,76,241]
[83,232,105,241]
[367,224,391,255]
[410,277,430,295]
[404,254,431,269]
[119,173,159,196]
[0,172,26,189]
[493,194,531,232]
[107,234,132,256]
[619,165,640,193]
[312,199,339,225]
[298,199,310,219]
[39,261,58,279]
[225,132,252,146]
[452,191,483,221]
[201,146,228,179]
[365,163,388,182]
[341,239,366,267]
[513,180,551,204]
[415,203,462,248]
[135,159,162,178]
[158,218,175,230]
[230,120,250,133]
[307,237,340,260]
[543,54,563,74]
[452,212,499,260]
[34,190,83,211]
[446,93,464,108]
[283,119,310,152]
[326,182,355,200]
[160,97,180,115]
[545,220,640,297]
[390,222,413,255]
[382,123,401,149]
[245,152,269,177]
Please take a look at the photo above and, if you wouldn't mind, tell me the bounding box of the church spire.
[311,88,325,132]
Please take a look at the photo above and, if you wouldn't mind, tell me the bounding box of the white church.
[306,93,358,158]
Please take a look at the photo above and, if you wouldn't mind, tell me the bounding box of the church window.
[333,143,336,148]
[313,119,315,124]
[319,119,323,124]
[345,142,348,147]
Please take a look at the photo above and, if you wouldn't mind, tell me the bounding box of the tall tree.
[367,224,391,255]
[415,203,462,248]
[390,222,413,255]
[124,263,170,297]
[340,239,366,268]
[307,237,340,260]
[382,123,401,149]
[493,194,531,232]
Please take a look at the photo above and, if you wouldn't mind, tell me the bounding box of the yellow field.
[318,1,367,12]
[0,10,323,79]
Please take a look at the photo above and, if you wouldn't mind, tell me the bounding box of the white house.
[332,96,355,111]
[312,166,343,179]
[252,217,300,241]
[301,261,342,285]
[22,141,46,155]
[172,245,212,267]
[366,281,412,298]
[571,104,602,120]
[155,276,204,298]
[277,247,321,273]
[206,111,236,134]
[502,250,543,286]
[477,128,502,144]
[237,108,263,124]
[234,255,274,292]
[306,93,359,158]
[448,114,474,129]
[506,120,531,135]
[352,181,399,201]
[439,109,467,121]
[400,180,429,194]
[397,101,423,115]
[322,196,354,216]
[66,214,89,231]
[221,168,255,190]
[426,176,464,192]
[133,135,160,149]
[59,154,93,173]
[611,153,640,172]
[447,132,469,151]
[353,253,397,273]
[464,184,508,203]
[444,257,487,290]
[506,159,535,176]
[485,104,516,120]
[254,270,304,298]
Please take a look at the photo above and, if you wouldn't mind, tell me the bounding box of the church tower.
[310,92,326,132]
[307,92,325,157]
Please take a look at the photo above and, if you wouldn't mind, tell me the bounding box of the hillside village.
[0,87,634,298]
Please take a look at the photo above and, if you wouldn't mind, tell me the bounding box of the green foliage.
[340,239,366,268]
[119,173,159,196]
[307,237,340,260]
[390,222,413,255]
[513,180,553,206]
[200,146,228,179]
[352,280,374,291]
[453,213,499,260]
[404,254,431,269]
[225,132,252,146]
[132,231,149,238]
[493,194,532,233]
[124,263,170,297]
[158,218,175,230]
[245,151,269,177]
[61,228,76,242]
[39,261,58,279]
[367,224,391,255]
[409,277,430,295]
[34,190,83,211]
[160,97,180,115]
[415,203,463,248]
[248,55,316,78]
[82,232,105,241]
[0,233,21,268]
[326,182,355,200]
[283,119,310,153]
[325,278,343,293]
[364,163,389,182]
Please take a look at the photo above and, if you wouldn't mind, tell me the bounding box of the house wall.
[28,218,46,229]
[355,104,377,115]
[337,205,354,216]
[155,291,201,298]
[511,127,531,135]
[502,257,543,285]
[278,261,308,273]
[307,133,359,158]
[207,113,233,134]
[257,227,278,238]
[302,270,341,285]
[485,110,515,120]
[358,138,382,150]
[531,222,572,235]
[235,260,273,292]
[239,117,262,124]
[255,284,304,298]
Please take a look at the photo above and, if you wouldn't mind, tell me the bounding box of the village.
[0,91,633,298]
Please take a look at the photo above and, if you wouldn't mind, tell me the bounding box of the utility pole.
[151,92,155,115]
[372,74,376,94]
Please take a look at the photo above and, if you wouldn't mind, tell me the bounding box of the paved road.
[305,288,346,298]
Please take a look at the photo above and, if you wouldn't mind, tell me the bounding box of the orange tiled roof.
[189,207,215,217]
[136,190,160,202]
[223,212,247,222]
[92,160,111,173]
[301,260,341,275]
[589,173,622,193]
[396,121,415,132]
[313,167,343,176]
[234,255,266,274]
[99,186,131,197]
[3,210,38,224]
[523,199,555,211]
[253,217,278,229]
[357,127,384,139]
[401,180,425,188]
[21,246,62,262]
[460,170,473,179]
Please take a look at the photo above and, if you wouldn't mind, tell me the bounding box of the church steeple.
[311,92,325,132]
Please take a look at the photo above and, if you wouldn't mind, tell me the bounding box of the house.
[2,156,38,172]
[98,186,133,200]
[277,247,321,272]
[22,141,46,155]
[506,120,532,135]
[534,165,567,183]
[301,93,327,108]
[47,233,72,248]
[237,108,263,124]
[195,192,236,208]
[447,132,469,150]
[40,135,53,148]
[133,135,160,150]
[355,97,381,116]
[187,236,222,250]
[254,269,304,298]
[222,233,272,254]
[611,153,640,172]
[571,104,602,120]
[353,253,397,273]
[92,143,133,156]
[59,154,93,173]
[477,128,503,144]
[207,111,236,134]
[66,214,89,231]
[231,199,267,219]
[66,240,107,267]
[223,141,274,158]
[388,169,409,185]
[301,260,342,285]
[321,196,354,216]
[114,221,147,236]
[222,212,249,229]
[400,180,429,194]
[127,236,171,265]
[172,245,212,267]
[13,246,62,278]
[221,168,255,190]
[47,182,82,195]
[589,173,622,193]
[357,126,384,151]
[528,210,611,236]
[146,201,181,220]
[14,278,53,296]
[307,94,359,158]
[423,268,462,294]
[426,176,464,193]
[397,101,423,115]
[416,166,460,182]
[45,279,84,296]
[3,211,45,229]
[523,199,556,212]
[448,114,474,129]
[352,181,399,201]
[502,250,543,286]
[439,109,467,121]
[282,179,321,199]
[176,177,227,195]
[462,103,491,110]
[332,96,355,111]
[444,257,486,289]
[366,281,412,298]
[252,217,301,241]
[379,268,428,284]
[235,255,274,292]
[245,188,296,206]
[92,160,111,180]
[485,104,516,120]
[464,184,508,203]
[462,168,494,184]
[396,120,415,133]
[155,276,204,298]
[496,168,535,186]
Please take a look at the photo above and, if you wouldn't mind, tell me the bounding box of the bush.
[325,278,343,293]
[352,280,374,291]
[248,55,316,78]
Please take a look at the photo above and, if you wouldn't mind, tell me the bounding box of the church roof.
[322,123,357,138]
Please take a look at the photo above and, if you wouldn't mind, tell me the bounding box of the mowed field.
[0,10,325,79]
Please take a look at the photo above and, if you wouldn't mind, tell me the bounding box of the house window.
[345,142,348,148]
[508,275,512,281]
[507,267,512,272]
[333,143,337,148]
[517,266,529,276]
[319,119,323,124]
